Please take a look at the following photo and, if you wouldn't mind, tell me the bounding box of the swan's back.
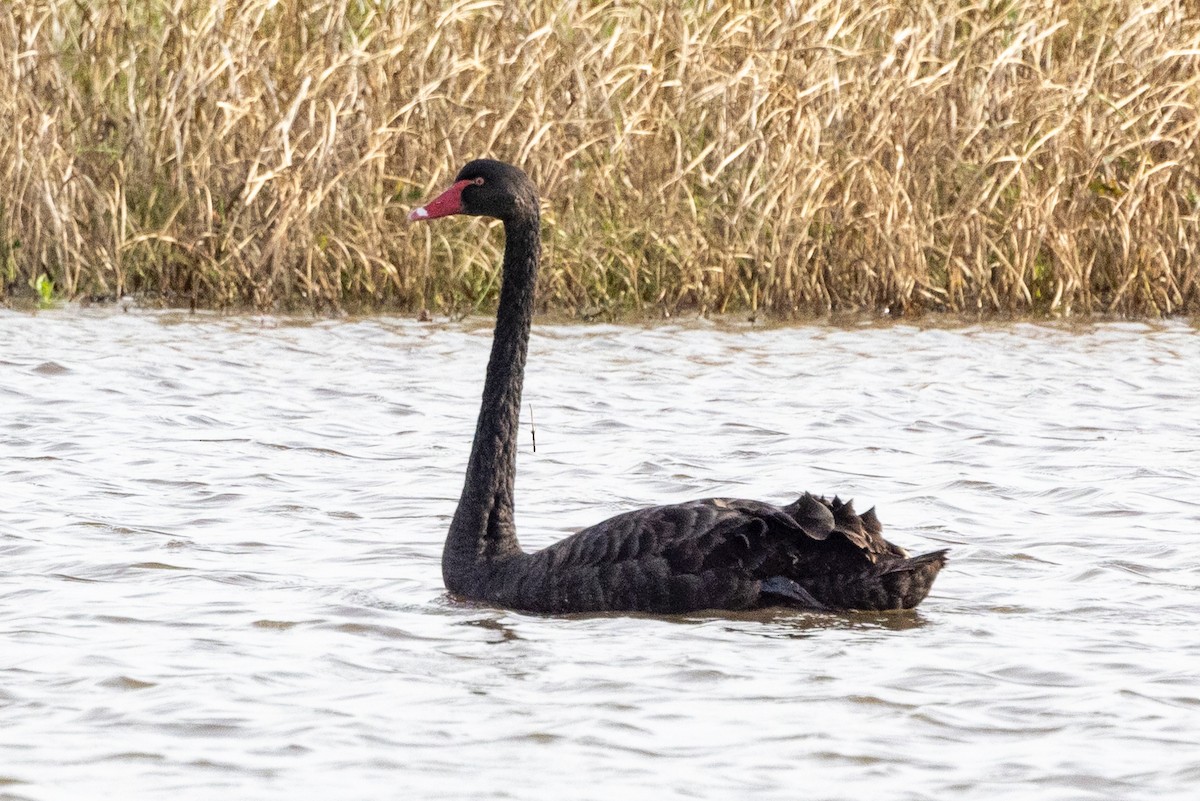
[473,494,947,614]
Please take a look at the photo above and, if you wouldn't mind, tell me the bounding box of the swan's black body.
[411,160,946,614]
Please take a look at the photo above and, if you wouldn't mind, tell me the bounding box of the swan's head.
[408,160,538,224]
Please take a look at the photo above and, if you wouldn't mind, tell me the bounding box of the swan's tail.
[877,549,948,610]
[780,493,948,610]
[805,549,949,611]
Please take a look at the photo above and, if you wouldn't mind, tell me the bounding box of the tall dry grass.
[2,0,1199,316]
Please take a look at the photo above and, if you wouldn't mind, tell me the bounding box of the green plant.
[32,273,55,308]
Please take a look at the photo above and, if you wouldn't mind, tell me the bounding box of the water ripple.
[1,310,1199,800]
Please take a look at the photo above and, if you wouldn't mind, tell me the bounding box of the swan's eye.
[473,177,485,186]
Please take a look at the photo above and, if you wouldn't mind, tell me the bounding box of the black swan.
[409,159,947,614]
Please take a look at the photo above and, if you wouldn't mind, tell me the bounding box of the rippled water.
[2,309,1198,800]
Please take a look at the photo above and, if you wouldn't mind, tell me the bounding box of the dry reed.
[2,0,1199,316]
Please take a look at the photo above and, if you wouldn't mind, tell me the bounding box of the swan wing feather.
[491,494,941,613]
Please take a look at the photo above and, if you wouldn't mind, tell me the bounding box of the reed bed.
[2,0,1199,316]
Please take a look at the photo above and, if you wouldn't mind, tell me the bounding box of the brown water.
[2,310,1198,800]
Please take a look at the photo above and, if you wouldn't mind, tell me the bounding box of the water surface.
[2,310,1198,800]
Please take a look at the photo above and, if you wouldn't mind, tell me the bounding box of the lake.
[1,310,1198,800]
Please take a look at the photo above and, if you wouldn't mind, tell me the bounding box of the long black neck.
[443,211,540,592]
